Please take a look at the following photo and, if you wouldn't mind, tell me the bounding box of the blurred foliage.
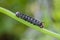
[53,0,60,22]
[0,0,60,40]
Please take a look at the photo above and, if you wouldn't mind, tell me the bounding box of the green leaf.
[0,7,60,39]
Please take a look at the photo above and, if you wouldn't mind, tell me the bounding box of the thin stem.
[0,7,60,39]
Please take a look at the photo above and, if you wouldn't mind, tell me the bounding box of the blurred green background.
[0,0,60,40]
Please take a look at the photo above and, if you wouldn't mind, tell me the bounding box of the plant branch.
[0,7,60,39]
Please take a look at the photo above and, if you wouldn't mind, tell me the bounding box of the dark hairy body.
[16,12,44,28]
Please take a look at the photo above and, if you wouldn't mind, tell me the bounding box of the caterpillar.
[16,12,44,28]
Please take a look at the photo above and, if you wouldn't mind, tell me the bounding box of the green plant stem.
[0,7,60,39]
